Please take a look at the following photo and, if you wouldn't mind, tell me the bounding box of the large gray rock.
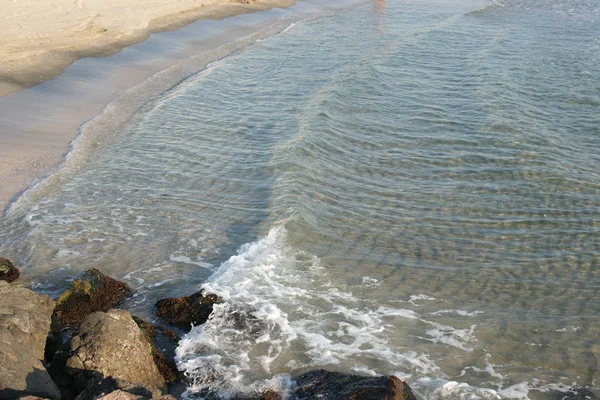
[0,281,61,400]
[293,369,417,400]
[65,310,166,397]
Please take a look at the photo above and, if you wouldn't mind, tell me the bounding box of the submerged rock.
[155,290,222,331]
[548,388,597,399]
[132,316,181,384]
[190,388,282,400]
[0,281,61,400]
[293,369,417,400]
[0,257,20,282]
[54,268,131,328]
[65,309,166,397]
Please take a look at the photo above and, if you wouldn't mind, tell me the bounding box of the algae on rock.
[54,268,131,328]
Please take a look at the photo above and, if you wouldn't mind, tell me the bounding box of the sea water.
[1,0,599,398]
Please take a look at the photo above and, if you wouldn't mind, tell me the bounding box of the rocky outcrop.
[155,290,222,331]
[65,310,166,397]
[0,257,20,283]
[54,269,131,328]
[0,281,61,400]
[132,317,180,384]
[293,369,417,400]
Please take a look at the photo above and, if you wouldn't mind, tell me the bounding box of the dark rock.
[293,369,417,400]
[54,268,131,329]
[549,388,597,400]
[92,390,176,400]
[190,388,281,400]
[65,309,166,397]
[132,316,181,384]
[155,290,222,331]
[0,257,20,282]
[0,281,61,400]
[258,389,281,400]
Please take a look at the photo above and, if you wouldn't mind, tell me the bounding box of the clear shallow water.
[1,0,600,398]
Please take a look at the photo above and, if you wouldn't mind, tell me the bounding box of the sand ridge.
[0,0,295,97]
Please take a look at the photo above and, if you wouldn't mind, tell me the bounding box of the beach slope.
[0,0,294,97]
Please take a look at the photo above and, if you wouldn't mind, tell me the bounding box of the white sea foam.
[497,382,530,399]
[176,225,443,397]
[423,379,502,399]
[431,309,484,317]
[361,276,381,287]
[460,354,504,381]
[169,254,214,269]
[55,249,80,258]
[422,322,477,352]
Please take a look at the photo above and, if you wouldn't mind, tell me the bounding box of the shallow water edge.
[0,0,365,215]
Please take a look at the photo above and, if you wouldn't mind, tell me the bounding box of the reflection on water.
[1,0,599,398]
[374,0,386,34]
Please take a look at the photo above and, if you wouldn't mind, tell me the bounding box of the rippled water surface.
[1,0,599,398]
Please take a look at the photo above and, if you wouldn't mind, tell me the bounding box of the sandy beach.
[0,0,295,97]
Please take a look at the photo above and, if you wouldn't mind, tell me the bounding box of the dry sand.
[0,0,295,97]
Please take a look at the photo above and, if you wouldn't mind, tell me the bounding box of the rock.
[0,257,20,282]
[155,290,222,331]
[132,317,181,384]
[549,388,597,399]
[74,376,174,400]
[258,389,281,400]
[190,389,281,400]
[94,391,144,400]
[54,269,131,328]
[0,281,61,400]
[92,391,176,400]
[293,369,417,400]
[65,309,166,396]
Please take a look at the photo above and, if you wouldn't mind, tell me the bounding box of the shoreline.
[0,0,296,98]
[0,265,421,399]
[0,0,356,216]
